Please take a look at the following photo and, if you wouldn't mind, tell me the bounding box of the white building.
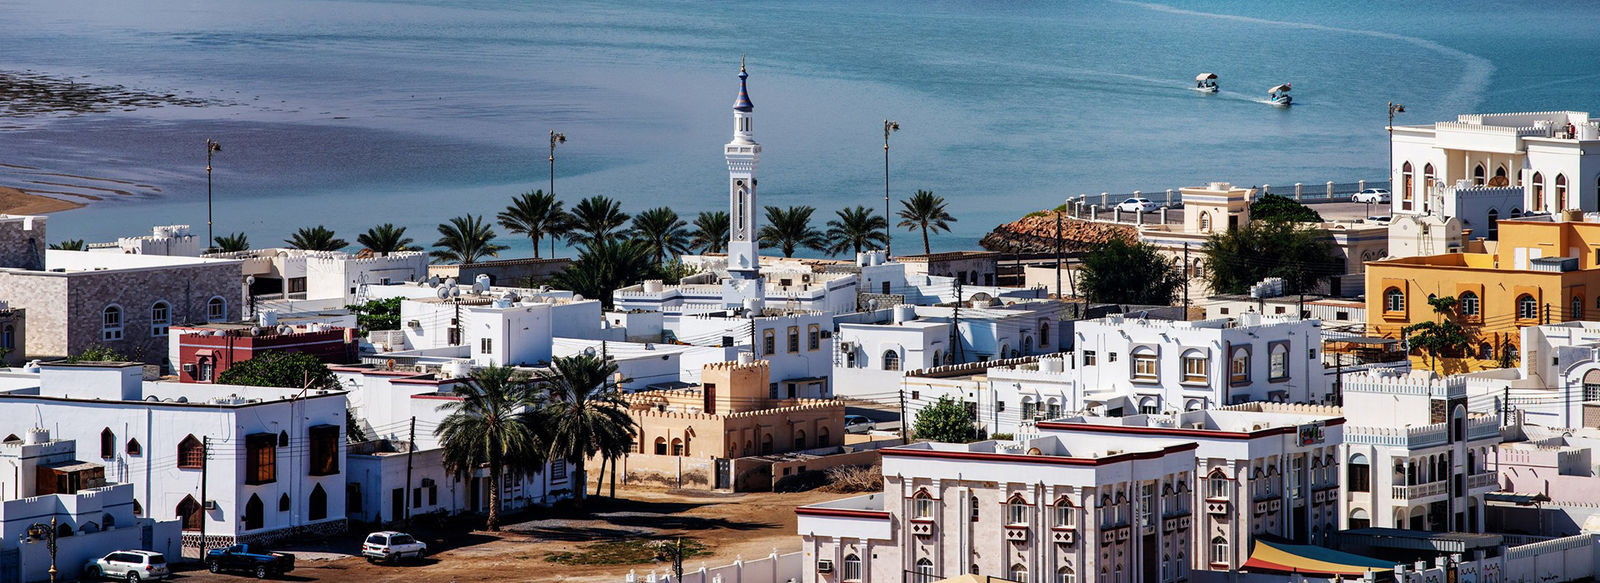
[797,435,1197,583]
[1337,369,1502,532]
[0,430,180,583]
[0,362,349,548]
[1390,111,1600,237]
[213,248,428,304]
[834,301,1064,401]
[666,309,834,398]
[1036,406,1345,571]
[87,224,203,257]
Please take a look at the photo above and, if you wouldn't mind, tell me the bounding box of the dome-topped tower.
[723,57,765,307]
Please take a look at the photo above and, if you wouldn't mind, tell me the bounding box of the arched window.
[1575,295,1584,320]
[1023,336,1034,354]
[1193,258,1205,279]
[244,494,264,530]
[760,433,773,455]
[1268,343,1290,381]
[102,305,123,341]
[842,554,862,581]
[279,493,291,512]
[150,301,170,337]
[1533,172,1546,210]
[1473,164,1486,186]
[1209,536,1229,565]
[670,438,684,456]
[1423,163,1436,199]
[1053,498,1076,528]
[99,428,115,459]
[1385,287,1405,313]
[1459,291,1480,317]
[207,296,227,322]
[1487,209,1499,240]
[761,329,775,355]
[1401,161,1414,210]
[1496,165,1508,183]
[177,496,202,530]
[1479,342,1493,360]
[1206,470,1230,499]
[943,352,953,365]
[912,490,935,519]
[1039,322,1050,348]
[278,431,289,447]
[1010,564,1029,583]
[308,484,328,521]
[1350,508,1370,529]
[125,438,141,456]
[654,437,667,455]
[132,500,142,517]
[1186,399,1204,411]
[1229,347,1250,384]
[1518,294,1539,321]
[882,350,900,371]
[1348,454,1370,492]
[1557,174,1570,210]
[1200,212,1212,233]
[1132,347,1158,381]
[916,558,935,580]
[817,427,830,448]
[1006,494,1031,525]
[931,350,942,367]
[1058,566,1076,583]
[1,325,12,351]
[177,435,204,469]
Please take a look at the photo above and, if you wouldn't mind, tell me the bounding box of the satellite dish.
[572,294,584,301]
[583,347,597,357]
[427,275,440,288]
[444,277,457,288]
[472,280,488,294]
[867,299,879,310]
[436,286,451,300]
[450,286,462,298]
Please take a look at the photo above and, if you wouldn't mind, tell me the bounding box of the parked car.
[84,550,169,582]
[1366,215,1392,225]
[1115,197,1162,213]
[363,531,429,564]
[1351,188,1391,204]
[844,415,876,433]
[205,544,295,579]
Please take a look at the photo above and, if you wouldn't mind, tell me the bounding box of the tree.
[1250,193,1323,223]
[431,214,508,265]
[913,396,978,443]
[896,190,956,255]
[435,366,547,531]
[631,207,690,264]
[66,345,130,363]
[285,226,348,251]
[1404,295,1470,372]
[49,239,85,251]
[212,232,250,253]
[551,238,656,310]
[824,206,889,257]
[345,297,403,332]
[216,351,340,390]
[537,353,636,508]
[757,205,825,258]
[689,211,729,254]
[1202,219,1340,295]
[568,195,630,246]
[1077,238,1184,305]
[497,190,570,259]
[357,224,419,254]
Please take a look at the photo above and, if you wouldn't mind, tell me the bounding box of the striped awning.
[1241,539,1393,576]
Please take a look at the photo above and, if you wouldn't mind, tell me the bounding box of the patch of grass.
[544,538,708,566]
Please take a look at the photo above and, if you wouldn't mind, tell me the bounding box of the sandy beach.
[0,185,85,214]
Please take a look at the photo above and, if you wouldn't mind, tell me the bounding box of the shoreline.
[0,185,85,214]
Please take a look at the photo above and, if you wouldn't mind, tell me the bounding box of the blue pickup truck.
[204,544,295,579]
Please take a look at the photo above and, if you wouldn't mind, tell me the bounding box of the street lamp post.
[206,139,222,249]
[548,130,566,258]
[23,517,60,583]
[882,119,899,256]
[1387,102,1405,211]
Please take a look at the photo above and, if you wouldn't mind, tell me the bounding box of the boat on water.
[1193,73,1218,93]
[1267,83,1293,107]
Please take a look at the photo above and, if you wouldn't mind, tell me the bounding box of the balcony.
[1468,472,1499,491]
[1205,501,1230,515]
[1051,529,1075,545]
[911,521,935,537]
[1391,481,1447,500]
[1004,527,1028,542]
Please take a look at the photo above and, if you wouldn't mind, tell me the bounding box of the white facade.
[305,251,429,304]
[666,310,834,398]
[0,362,349,547]
[723,61,765,307]
[88,224,202,257]
[834,301,1063,401]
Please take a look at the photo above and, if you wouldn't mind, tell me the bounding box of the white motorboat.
[1193,73,1218,93]
[1267,83,1293,107]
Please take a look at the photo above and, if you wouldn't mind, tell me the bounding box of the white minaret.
[723,58,765,308]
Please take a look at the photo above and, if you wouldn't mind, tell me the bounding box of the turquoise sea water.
[1,0,1596,254]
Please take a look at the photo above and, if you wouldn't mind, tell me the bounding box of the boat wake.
[1114,0,1494,112]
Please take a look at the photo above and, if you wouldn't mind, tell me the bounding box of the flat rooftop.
[1049,409,1340,435]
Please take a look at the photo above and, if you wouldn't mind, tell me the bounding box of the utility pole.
[549,130,566,258]
[205,139,222,248]
[200,436,209,554]
[404,416,416,530]
[883,119,899,257]
[1054,207,1062,299]
[952,280,965,362]
[1333,352,1344,406]
[1182,243,1190,315]
[899,385,908,443]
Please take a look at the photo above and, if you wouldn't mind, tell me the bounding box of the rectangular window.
[1137,484,1154,528]
[413,487,423,508]
[1230,353,1249,384]
[1054,503,1075,528]
[1022,401,1037,419]
[808,325,820,350]
[912,496,935,519]
[308,425,340,476]
[287,278,307,294]
[1108,352,1118,362]
[763,330,775,355]
[480,337,493,355]
[151,304,170,337]
[1269,343,1290,381]
[1083,350,1097,366]
[1183,356,1208,383]
[1007,501,1029,525]
[428,484,438,505]
[550,461,567,482]
[1207,475,1229,499]
[1133,353,1158,380]
[1291,458,1304,498]
[245,433,277,485]
[787,326,799,353]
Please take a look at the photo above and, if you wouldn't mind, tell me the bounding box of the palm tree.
[431,215,509,265]
[824,205,890,257]
[689,211,729,254]
[896,189,957,255]
[551,238,654,310]
[434,366,547,531]
[48,239,85,251]
[537,353,636,508]
[212,232,250,253]
[357,223,419,254]
[568,195,630,246]
[630,207,690,263]
[757,205,825,258]
[497,190,570,259]
[285,226,348,251]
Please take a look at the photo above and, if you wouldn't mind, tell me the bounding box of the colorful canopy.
[1241,539,1394,577]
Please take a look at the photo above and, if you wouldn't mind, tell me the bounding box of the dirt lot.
[166,486,847,583]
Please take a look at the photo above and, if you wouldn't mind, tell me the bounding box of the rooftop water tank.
[737,351,755,366]
[24,428,48,445]
[893,304,917,324]
[258,310,279,327]
[443,359,473,379]
[643,280,665,293]
[1579,123,1599,140]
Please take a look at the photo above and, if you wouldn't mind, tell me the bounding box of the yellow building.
[1366,211,1600,372]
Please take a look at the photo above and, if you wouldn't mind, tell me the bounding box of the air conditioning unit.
[203,500,217,510]
[415,365,428,373]
[817,559,834,573]
[840,341,855,351]
[407,319,421,327]
[182,363,196,373]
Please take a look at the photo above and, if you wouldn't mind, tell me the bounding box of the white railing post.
[1090,205,1098,222]
[1113,207,1121,223]
[1161,207,1168,225]
[1166,188,1175,206]
[1100,192,1109,206]
[1327,181,1335,199]
[1358,179,1366,193]
[1294,182,1303,201]
[1262,183,1271,196]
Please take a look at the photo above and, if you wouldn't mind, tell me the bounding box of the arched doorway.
[245,494,264,530]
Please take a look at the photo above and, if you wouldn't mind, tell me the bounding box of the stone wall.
[0,307,23,367]
[0,215,45,270]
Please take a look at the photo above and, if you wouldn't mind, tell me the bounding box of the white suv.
[85,550,169,581]
[363,531,428,564]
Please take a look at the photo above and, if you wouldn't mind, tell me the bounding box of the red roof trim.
[881,442,1197,466]
[794,507,891,520]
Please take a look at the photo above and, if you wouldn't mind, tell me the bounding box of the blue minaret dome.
[734,57,754,112]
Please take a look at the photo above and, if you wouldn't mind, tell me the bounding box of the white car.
[363,531,428,564]
[1115,197,1161,213]
[844,415,876,433]
[84,550,169,581]
[1351,188,1391,204]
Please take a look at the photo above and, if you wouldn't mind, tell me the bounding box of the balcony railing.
[1468,472,1499,490]
[1391,481,1447,500]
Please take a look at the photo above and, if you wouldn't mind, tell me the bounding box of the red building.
[173,323,359,383]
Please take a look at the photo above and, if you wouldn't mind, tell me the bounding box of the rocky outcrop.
[980,211,1135,253]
